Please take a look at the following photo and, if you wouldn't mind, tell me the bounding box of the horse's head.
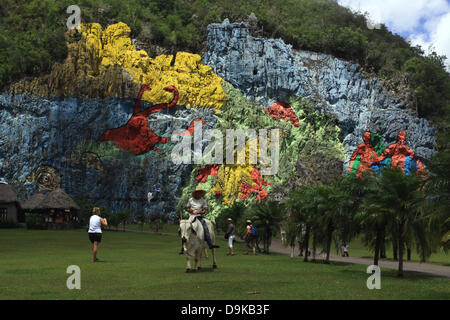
[179,219,193,243]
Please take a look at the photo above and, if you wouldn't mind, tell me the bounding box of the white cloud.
[409,12,450,68]
[337,0,450,69]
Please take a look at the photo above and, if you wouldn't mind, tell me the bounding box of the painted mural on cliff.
[0,21,435,221]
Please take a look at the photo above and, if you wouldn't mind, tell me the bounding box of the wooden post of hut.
[0,183,21,223]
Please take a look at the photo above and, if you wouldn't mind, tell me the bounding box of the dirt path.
[269,238,450,279]
[107,227,450,279]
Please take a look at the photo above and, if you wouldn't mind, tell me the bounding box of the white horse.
[179,218,217,272]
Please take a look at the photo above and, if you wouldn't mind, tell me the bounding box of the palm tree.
[356,174,394,265]
[245,200,284,254]
[287,186,317,262]
[423,150,450,252]
[284,220,300,259]
[366,168,428,277]
[313,183,354,264]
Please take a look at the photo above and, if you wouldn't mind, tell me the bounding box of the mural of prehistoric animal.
[263,101,300,127]
[99,84,179,154]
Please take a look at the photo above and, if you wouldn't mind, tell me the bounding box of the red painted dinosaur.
[99,84,179,155]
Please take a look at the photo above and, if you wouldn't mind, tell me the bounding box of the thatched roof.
[20,193,46,210]
[0,183,17,203]
[36,188,80,210]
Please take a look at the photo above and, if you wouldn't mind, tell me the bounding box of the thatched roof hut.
[0,183,21,223]
[36,188,80,210]
[0,183,17,203]
[20,193,46,210]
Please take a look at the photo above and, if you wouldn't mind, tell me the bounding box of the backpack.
[251,225,258,236]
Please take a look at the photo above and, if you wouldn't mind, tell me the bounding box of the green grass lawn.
[115,223,180,234]
[0,229,449,300]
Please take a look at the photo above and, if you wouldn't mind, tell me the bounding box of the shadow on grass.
[187,267,217,273]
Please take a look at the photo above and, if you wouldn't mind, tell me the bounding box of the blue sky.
[336,0,450,69]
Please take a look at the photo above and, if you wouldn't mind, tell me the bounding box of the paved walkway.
[108,227,450,279]
[269,238,450,279]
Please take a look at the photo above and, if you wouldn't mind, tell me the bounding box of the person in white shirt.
[183,187,219,252]
[88,207,108,262]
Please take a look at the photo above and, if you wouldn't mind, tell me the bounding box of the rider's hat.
[192,187,206,197]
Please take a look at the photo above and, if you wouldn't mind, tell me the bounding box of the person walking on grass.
[88,207,108,263]
[226,218,236,256]
[245,220,256,255]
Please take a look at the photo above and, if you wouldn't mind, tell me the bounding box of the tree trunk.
[374,227,382,266]
[398,222,404,277]
[393,239,398,261]
[303,225,311,262]
[312,229,317,262]
[380,230,386,259]
[406,237,411,261]
[325,222,333,264]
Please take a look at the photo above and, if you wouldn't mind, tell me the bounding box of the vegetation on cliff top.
[0,0,449,148]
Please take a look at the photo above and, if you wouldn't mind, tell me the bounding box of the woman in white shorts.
[226,218,236,256]
[88,207,108,262]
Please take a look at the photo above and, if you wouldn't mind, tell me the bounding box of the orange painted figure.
[239,168,271,199]
[263,101,300,127]
[374,130,424,175]
[176,118,206,136]
[348,131,378,177]
[195,164,220,183]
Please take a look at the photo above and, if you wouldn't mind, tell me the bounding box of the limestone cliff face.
[203,20,436,169]
[0,20,437,219]
[0,93,217,217]
[1,22,223,216]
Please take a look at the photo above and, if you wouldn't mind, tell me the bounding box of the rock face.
[2,22,223,217]
[0,93,216,218]
[203,21,436,169]
[0,20,438,219]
